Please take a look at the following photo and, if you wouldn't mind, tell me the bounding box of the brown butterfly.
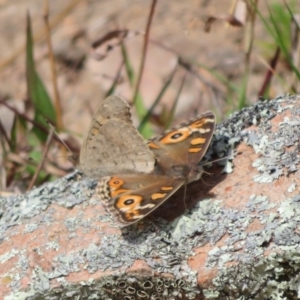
[80,95,215,226]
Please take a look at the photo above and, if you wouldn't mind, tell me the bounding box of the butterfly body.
[80,96,215,226]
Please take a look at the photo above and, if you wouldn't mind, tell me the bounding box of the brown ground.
[0,0,298,189]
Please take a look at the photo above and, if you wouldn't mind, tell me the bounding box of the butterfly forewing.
[80,96,155,178]
[148,112,215,176]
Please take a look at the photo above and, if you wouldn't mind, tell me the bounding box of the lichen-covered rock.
[1,95,300,300]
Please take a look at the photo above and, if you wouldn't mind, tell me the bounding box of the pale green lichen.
[204,251,300,299]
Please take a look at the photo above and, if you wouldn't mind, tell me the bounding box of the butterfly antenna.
[200,174,215,187]
[200,155,230,168]
[46,120,72,152]
[183,179,188,211]
[200,155,232,187]
[46,119,78,165]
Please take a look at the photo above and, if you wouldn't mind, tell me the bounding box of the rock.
[1,94,300,299]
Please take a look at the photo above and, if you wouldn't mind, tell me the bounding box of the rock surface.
[1,94,300,299]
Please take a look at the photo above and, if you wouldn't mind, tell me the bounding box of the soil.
[0,0,298,189]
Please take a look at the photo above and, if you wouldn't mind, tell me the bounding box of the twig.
[241,0,258,107]
[150,39,224,96]
[258,47,280,97]
[165,71,186,129]
[43,0,63,131]
[0,99,50,133]
[27,129,54,191]
[0,118,12,150]
[43,0,66,159]
[105,60,124,97]
[132,0,157,103]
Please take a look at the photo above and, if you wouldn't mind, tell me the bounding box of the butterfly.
[79,95,215,226]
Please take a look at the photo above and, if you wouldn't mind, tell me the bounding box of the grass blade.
[121,42,153,138]
[26,12,56,142]
[138,66,177,134]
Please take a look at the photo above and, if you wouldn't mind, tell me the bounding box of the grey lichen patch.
[32,267,50,292]
[171,199,224,245]
[253,170,283,183]
[200,191,300,299]
[63,211,95,234]
[1,249,28,293]
[49,253,84,279]
[16,250,29,275]
[278,197,300,220]
[271,196,300,247]
[18,275,200,300]
[45,241,59,251]
[287,182,297,193]
[0,172,90,237]
[221,160,233,173]
[213,96,300,183]
[23,223,39,234]
[209,95,300,179]
[4,289,36,300]
[64,217,79,232]
[203,251,300,299]
[166,188,300,276]
[238,96,300,183]
[247,194,276,213]
[0,248,20,263]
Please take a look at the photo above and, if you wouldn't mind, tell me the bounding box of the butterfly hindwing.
[96,174,185,225]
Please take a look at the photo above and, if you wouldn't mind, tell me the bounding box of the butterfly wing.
[96,174,185,225]
[80,95,155,178]
[147,112,215,177]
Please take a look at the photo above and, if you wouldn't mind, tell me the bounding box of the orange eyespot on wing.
[159,128,190,144]
[124,210,141,221]
[116,194,143,210]
[107,177,131,196]
[108,177,125,189]
[115,193,157,222]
